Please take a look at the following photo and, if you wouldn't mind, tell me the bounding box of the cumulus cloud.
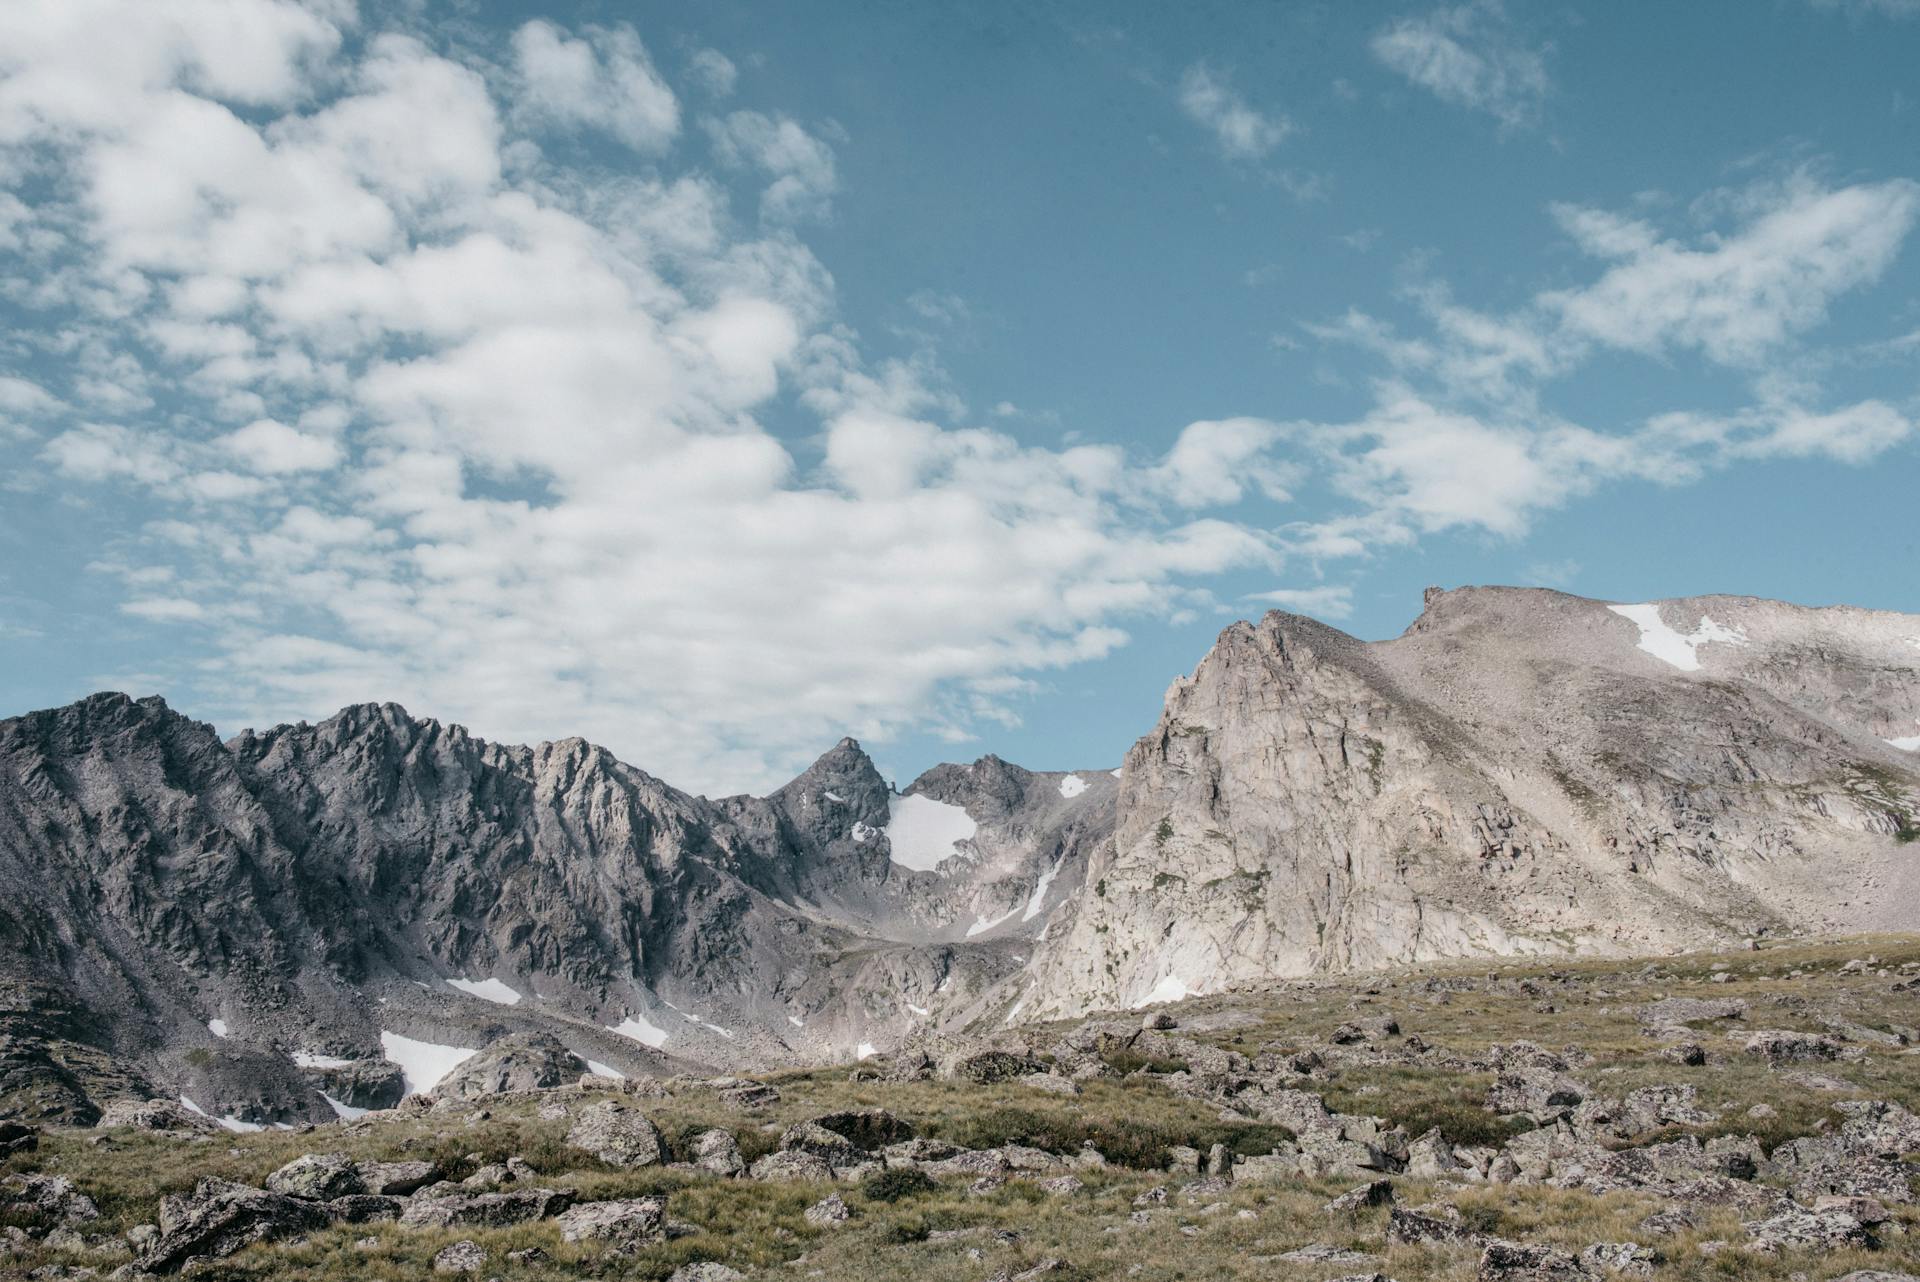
[511,19,679,151]
[703,110,839,222]
[0,2,1291,792]
[1370,1,1550,130]
[1177,64,1292,161]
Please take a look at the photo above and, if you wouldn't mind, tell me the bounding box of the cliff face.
[1015,588,1920,1018]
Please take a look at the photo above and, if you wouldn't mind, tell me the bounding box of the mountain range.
[1,586,1915,1128]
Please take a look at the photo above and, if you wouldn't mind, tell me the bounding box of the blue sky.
[1,0,1917,793]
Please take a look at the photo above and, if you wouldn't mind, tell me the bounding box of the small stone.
[431,1239,488,1273]
[804,1193,851,1226]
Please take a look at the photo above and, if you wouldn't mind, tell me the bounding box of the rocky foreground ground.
[5,936,1920,1282]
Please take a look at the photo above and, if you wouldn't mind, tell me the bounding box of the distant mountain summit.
[1018,587,1920,1018]
[1,586,1915,1127]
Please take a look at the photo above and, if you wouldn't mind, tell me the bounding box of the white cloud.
[1177,64,1292,161]
[1546,177,1920,366]
[511,19,679,152]
[689,49,738,97]
[220,418,342,474]
[1245,585,1354,619]
[703,110,839,222]
[2,3,1292,793]
[1370,1,1550,129]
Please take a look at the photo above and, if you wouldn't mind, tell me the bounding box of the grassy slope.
[4,935,1919,1281]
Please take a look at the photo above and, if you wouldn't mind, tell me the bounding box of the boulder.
[1741,1030,1853,1064]
[360,1160,439,1195]
[434,1032,580,1100]
[432,1239,488,1273]
[779,1120,863,1165]
[718,1081,780,1109]
[1477,1241,1585,1282]
[0,1122,38,1158]
[750,1150,835,1181]
[1577,1242,1661,1277]
[1325,1179,1394,1215]
[1388,1206,1487,1247]
[556,1196,668,1245]
[324,1194,403,1223]
[399,1187,576,1228]
[690,1128,746,1177]
[1,1174,100,1224]
[1741,1208,1875,1253]
[946,1049,1042,1084]
[804,1192,852,1225]
[669,1265,746,1282]
[567,1100,665,1168]
[138,1178,329,1274]
[265,1153,364,1201]
[807,1108,913,1151]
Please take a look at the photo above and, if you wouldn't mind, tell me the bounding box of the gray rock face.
[1023,588,1920,1017]
[0,694,1102,1114]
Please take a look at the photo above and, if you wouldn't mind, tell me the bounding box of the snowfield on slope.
[884,793,977,871]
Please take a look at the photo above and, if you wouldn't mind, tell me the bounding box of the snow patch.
[1134,975,1190,1009]
[1609,603,1749,672]
[884,793,977,871]
[1109,768,1122,778]
[907,1003,930,1017]
[965,905,1020,938]
[608,1014,670,1049]
[1889,722,1920,752]
[180,1095,263,1133]
[1058,773,1087,799]
[583,1058,625,1080]
[1021,859,1062,922]
[207,1019,229,1039]
[823,790,846,803]
[320,1093,368,1121]
[446,977,522,1006]
[850,821,876,843]
[379,1030,478,1097]
[293,1051,355,1070]
[856,1042,877,1061]
[788,1015,805,1028]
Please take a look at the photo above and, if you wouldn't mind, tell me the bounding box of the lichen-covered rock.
[567,1100,665,1168]
[398,1187,575,1229]
[690,1128,746,1177]
[750,1150,835,1181]
[432,1239,488,1273]
[1,1174,100,1224]
[138,1178,329,1274]
[265,1153,364,1201]
[556,1196,667,1244]
[804,1192,851,1225]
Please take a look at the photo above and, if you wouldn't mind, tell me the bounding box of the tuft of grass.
[859,1166,937,1203]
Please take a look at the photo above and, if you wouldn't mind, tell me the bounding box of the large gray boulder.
[556,1196,668,1244]
[138,1178,329,1274]
[433,1032,581,1100]
[566,1100,666,1168]
[265,1153,364,1201]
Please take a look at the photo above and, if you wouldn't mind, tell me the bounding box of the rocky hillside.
[1019,587,1920,1018]
[0,697,1110,1127]
[2,936,1917,1282]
